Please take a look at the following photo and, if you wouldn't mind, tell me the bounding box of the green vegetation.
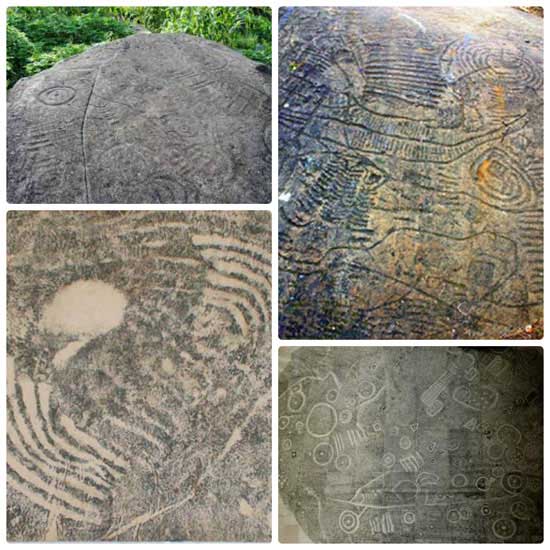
[7,7,272,88]
[107,7,271,64]
[7,8,133,87]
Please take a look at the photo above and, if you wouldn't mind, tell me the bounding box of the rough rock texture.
[8,33,271,204]
[279,347,543,543]
[7,211,271,541]
[279,8,543,339]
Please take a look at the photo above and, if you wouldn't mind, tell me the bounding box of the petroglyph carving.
[279,347,542,542]
[8,34,271,204]
[279,7,543,338]
[7,211,271,541]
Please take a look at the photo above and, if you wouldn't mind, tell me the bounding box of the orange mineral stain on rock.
[476,159,493,184]
[494,85,507,111]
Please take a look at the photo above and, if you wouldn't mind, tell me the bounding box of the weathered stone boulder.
[8,33,271,203]
[279,7,543,339]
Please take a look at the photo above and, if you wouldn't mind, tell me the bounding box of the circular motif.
[510,499,533,520]
[339,409,353,424]
[288,389,306,413]
[447,509,460,524]
[481,504,491,516]
[326,389,338,402]
[312,441,334,466]
[453,385,470,402]
[502,471,525,494]
[492,517,517,540]
[447,438,460,452]
[37,86,76,106]
[382,452,396,469]
[452,41,542,93]
[282,438,292,451]
[306,402,338,438]
[335,454,352,472]
[403,511,416,525]
[399,435,412,450]
[475,476,490,491]
[497,424,522,446]
[482,424,494,438]
[295,420,304,434]
[451,473,468,488]
[358,381,376,400]
[279,416,290,430]
[339,510,360,534]
[474,155,530,216]
[487,442,505,461]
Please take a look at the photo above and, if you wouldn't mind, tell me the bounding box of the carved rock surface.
[7,211,271,541]
[279,347,543,543]
[8,34,271,204]
[279,7,543,339]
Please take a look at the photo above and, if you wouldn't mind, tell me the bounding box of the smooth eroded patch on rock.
[40,280,127,336]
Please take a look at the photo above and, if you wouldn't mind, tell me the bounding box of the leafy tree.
[7,24,34,88]
[24,44,89,77]
[7,7,271,88]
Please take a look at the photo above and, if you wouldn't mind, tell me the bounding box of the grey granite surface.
[8,33,271,203]
[279,347,543,543]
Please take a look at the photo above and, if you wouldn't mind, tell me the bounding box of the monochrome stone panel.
[279,347,543,543]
